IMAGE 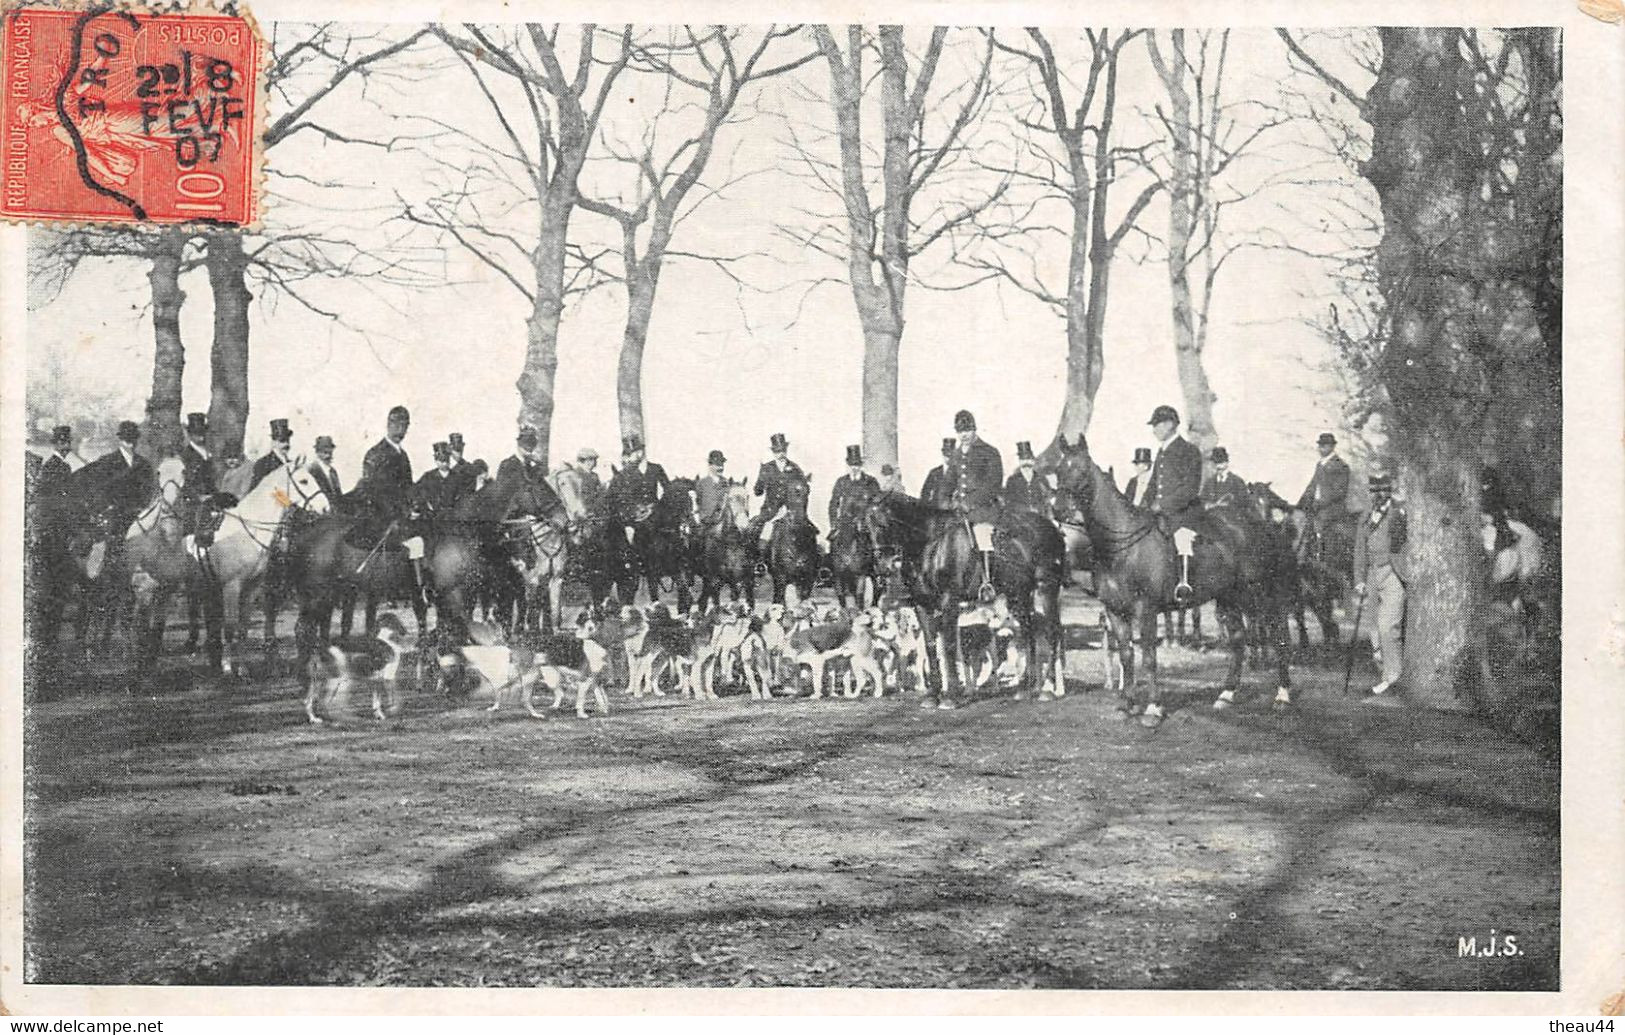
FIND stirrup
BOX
[1173,581,1194,604]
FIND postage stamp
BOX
[1,4,261,225]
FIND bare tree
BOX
[1146,30,1287,454]
[404,24,636,464]
[577,27,818,441]
[963,30,1162,444]
[785,26,1000,469]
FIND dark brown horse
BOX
[611,478,695,610]
[696,478,756,611]
[861,489,1066,707]
[1042,434,1293,726]
[765,478,820,607]
[1247,481,1340,649]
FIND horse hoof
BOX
[1037,690,1056,702]
[1212,691,1236,710]
[918,696,939,710]
[1139,705,1165,728]
[936,698,960,711]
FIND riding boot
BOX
[411,559,429,606]
[1175,555,1194,604]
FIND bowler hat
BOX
[517,426,539,449]
[1317,432,1337,447]
[432,441,451,461]
[953,410,976,432]
[707,449,726,466]
[116,420,141,443]
[314,435,335,452]
[1148,404,1180,426]
[51,425,72,447]
[622,433,644,456]
[1016,441,1035,461]
[185,412,207,435]
[941,437,956,455]
[1210,446,1229,464]
[769,432,789,453]
[1133,447,1153,465]
[845,445,863,466]
[269,418,292,442]
[388,405,411,422]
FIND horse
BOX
[189,460,335,676]
[828,488,878,609]
[765,478,821,607]
[696,478,757,611]
[1247,481,1340,649]
[507,468,594,633]
[121,456,212,675]
[1042,434,1292,726]
[614,478,696,611]
[860,489,1066,706]
[1483,511,1549,661]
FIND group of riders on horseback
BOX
[26,393,1540,725]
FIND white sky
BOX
[25,25,1376,518]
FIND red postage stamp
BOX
[1,4,262,225]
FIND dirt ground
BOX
[23,593,1559,990]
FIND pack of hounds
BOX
[305,596,1034,725]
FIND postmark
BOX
[1,3,261,225]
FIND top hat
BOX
[707,449,726,467]
[51,425,72,447]
[1317,432,1337,447]
[953,410,976,432]
[845,445,863,466]
[1210,446,1229,464]
[1132,447,1153,465]
[314,435,336,452]
[622,433,645,456]
[577,446,599,462]
[116,420,141,443]
[941,437,956,454]
[447,432,464,450]
[269,418,292,443]
[1148,404,1180,426]
[517,426,539,449]
[769,432,789,453]
[1016,441,1035,462]
[387,405,411,422]
[432,441,451,461]
[185,412,207,435]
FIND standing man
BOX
[695,450,729,530]
[920,437,956,507]
[1352,470,1409,698]
[828,445,880,535]
[749,432,808,544]
[250,418,294,487]
[1200,446,1247,510]
[1145,404,1204,602]
[608,433,670,539]
[1004,441,1048,516]
[945,410,1003,596]
[1123,447,1154,508]
[1297,432,1352,550]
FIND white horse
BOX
[188,460,332,675]
[122,456,193,670]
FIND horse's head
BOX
[1040,433,1097,515]
[282,463,333,515]
[1246,481,1294,523]
[156,456,186,507]
[722,479,752,530]
[782,476,810,514]
[549,466,590,526]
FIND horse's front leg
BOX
[1212,602,1248,711]
[1135,601,1164,726]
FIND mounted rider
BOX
[1003,440,1049,518]
[571,446,605,512]
[828,444,880,536]
[178,412,227,546]
[1201,446,1248,511]
[695,449,730,530]
[443,432,479,507]
[1297,432,1353,561]
[748,432,813,546]
[494,426,566,522]
[414,442,458,519]
[1123,447,1154,508]
[1145,404,1204,603]
[945,409,1004,599]
[920,437,955,507]
[71,420,157,574]
[307,435,343,500]
[249,418,294,489]
[607,433,670,543]
[347,405,424,593]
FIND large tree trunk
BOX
[205,232,252,458]
[142,229,188,459]
[517,191,574,468]
[1054,195,1100,441]
[1399,447,1485,710]
[616,256,660,444]
[858,306,902,470]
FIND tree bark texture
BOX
[142,229,188,459]
[205,232,252,459]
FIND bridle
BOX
[128,474,187,537]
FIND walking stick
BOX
[1340,585,1367,697]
